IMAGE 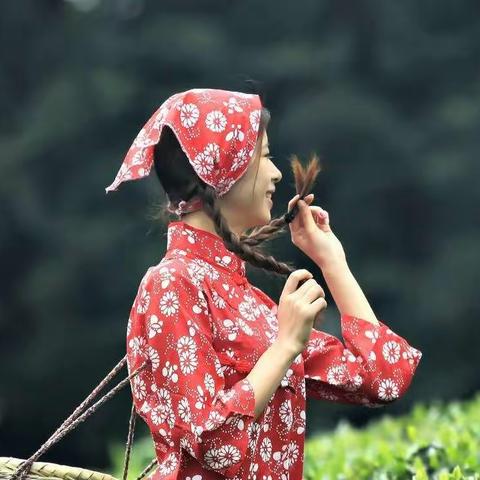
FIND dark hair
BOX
[149,107,321,278]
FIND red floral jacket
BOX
[126,220,423,480]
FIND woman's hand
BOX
[287,193,347,269]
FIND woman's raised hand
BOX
[276,269,328,355]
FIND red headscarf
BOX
[105,88,263,215]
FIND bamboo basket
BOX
[0,457,118,480]
[1,357,157,480]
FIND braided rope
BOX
[10,357,149,480]
[122,403,137,480]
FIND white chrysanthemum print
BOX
[179,349,199,375]
[136,287,150,314]
[402,345,422,364]
[250,109,261,131]
[126,316,132,336]
[178,397,192,424]
[238,295,260,322]
[131,149,146,166]
[159,290,179,316]
[205,410,226,431]
[156,387,173,408]
[179,438,197,465]
[326,364,348,385]
[215,176,236,195]
[132,375,147,400]
[180,103,200,128]
[378,378,400,401]
[307,336,327,354]
[248,421,261,451]
[205,110,227,132]
[133,127,151,148]
[344,374,363,392]
[128,336,146,357]
[203,142,220,164]
[248,461,259,478]
[281,441,300,469]
[187,259,209,282]
[218,444,242,468]
[117,162,132,183]
[260,437,272,462]
[217,389,235,405]
[279,399,293,430]
[147,345,160,371]
[204,372,215,398]
[152,106,169,130]
[147,314,163,339]
[157,452,179,476]
[204,446,228,470]
[150,403,169,426]
[231,147,249,171]
[383,340,401,364]
[177,335,197,356]
[211,289,226,309]
[192,151,215,176]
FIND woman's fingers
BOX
[310,206,330,225]
[288,194,300,212]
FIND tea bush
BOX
[108,393,480,479]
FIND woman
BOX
[105,88,422,479]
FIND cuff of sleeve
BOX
[211,377,256,419]
[340,313,423,368]
[222,378,256,418]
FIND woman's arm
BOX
[319,258,380,326]
[246,340,299,420]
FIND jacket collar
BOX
[164,221,247,279]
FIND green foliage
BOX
[106,393,480,479]
[107,435,155,480]
[303,392,480,479]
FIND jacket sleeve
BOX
[126,265,257,478]
[302,313,423,407]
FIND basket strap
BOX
[122,402,137,480]
[136,458,158,480]
[11,357,149,480]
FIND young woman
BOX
[105,88,422,480]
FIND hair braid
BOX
[196,182,296,275]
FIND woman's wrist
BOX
[271,338,303,361]
[316,255,349,274]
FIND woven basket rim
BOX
[0,456,119,480]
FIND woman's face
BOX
[218,130,282,234]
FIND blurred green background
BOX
[1,0,479,475]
